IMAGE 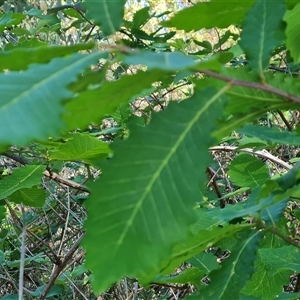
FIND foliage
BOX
[1,0,300,299]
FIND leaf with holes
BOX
[82,87,228,292]
[188,230,263,300]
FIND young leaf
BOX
[284,3,300,63]
[240,0,286,78]
[161,0,255,31]
[228,153,269,189]
[188,230,263,300]
[82,0,126,35]
[0,165,44,200]
[0,52,103,147]
[82,87,227,292]
[49,133,111,167]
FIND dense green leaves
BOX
[83,87,227,292]
[2,0,300,298]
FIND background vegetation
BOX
[1,0,300,299]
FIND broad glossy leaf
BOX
[83,0,126,35]
[64,70,169,129]
[238,125,300,145]
[49,133,111,167]
[284,3,300,63]
[0,52,103,147]
[82,87,227,292]
[161,0,255,31]
[8,187,46,207]
[0,43,95,71]
[188,230,263,300]
[240,0,286,77]
[228,153,269,189]
[0,165,44,200]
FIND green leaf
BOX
[64,70,169,129]
[83,0,126,35]
[284,3,300,63]
[8,187,46,207]
[240,0,286,77]
[82,87,227,292]
[242,220,292,299]
[259,245,300,274]
[0,206,5,224]
[154,268,204,289]
[49,133,111,166]
[124,51,197,71]
[207,69,297,140]
[0,52,103,147]
[228,153,269,189]
[187,252,220,274]
[161,0,255,31]
[0,165,44,200]
[143,224,247,285]
[132,7,150,29]
[0,43,95,71]
[238,125,300,145]
[188,230,263,300]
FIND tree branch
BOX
[199,69,300,104]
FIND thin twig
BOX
[43,170,89,193]
[18,205,26,300]
[199,69,300,104]
[210,146,292,170]
[277,110,293,131]
[39,233,85,300]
